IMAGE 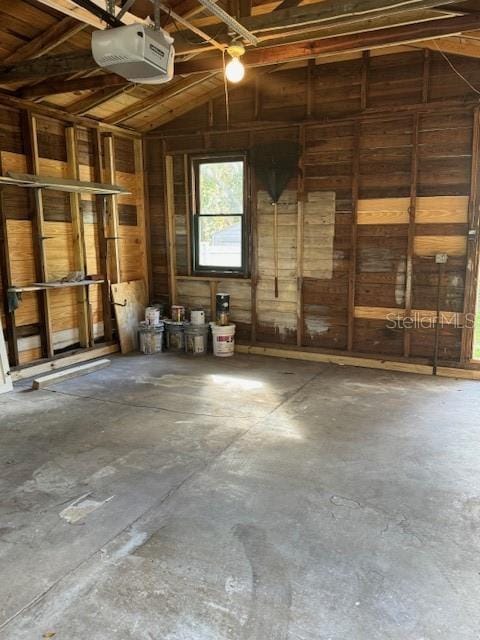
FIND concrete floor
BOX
[0,353,479,639]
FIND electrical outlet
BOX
[435,253,448,264]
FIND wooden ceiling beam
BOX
[171,0,463,36]
[4,17,86,65]
[104,72,218,124]
[175,13,480,73]
[0,51,97,84]
[32,0,147,29]
[19,73,127,99]
[173,7,453,55]
[4,8,480,88]
[414,34,480,57]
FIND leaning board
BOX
[111,280,147,354]
[0,327,13,394]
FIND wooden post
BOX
[461,107,480,363]
[254,76,261,121]
[134,138,150,300]
[297,124,306,347]
[361,51,369,110]
[164,150,177,305]
[103,134,121,284]
[92,130,113,342]
[66,125,91,348]
[183,154,192,276]
[347,125,361,352]
[142,138,153,298]
[249,131,258,343]
[22,111,53,358]
[422,49,431,104]
[404,113,420,357]
[306,59,315,119]
[0,188,19,365]
[210,280,217,322]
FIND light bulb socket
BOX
[226,42,245,59]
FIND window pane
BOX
[198,216,242,268]
[199,161,244,215]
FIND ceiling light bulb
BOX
[225,56,245,83]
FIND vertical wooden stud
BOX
[422,49,431,104]
[210,280,218,322]
[134,138,150,300]
[183,154,192,276]
[92,130,113,342]
[254,76,261,121]
[306,59,315,119]
[249,131,258,343]
[22,111,53,359]
[361,51,369,110]
[0,188,19,365]
[164,149,177,305]
[141,137,153,300]
[404,113,420,358]
[347,125,361,352]
[461,107,480,363]
[103,134,121,284]
[297,125,306,347]
[66,126,90,348]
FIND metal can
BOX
[171,305,185,322]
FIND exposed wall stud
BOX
[404,112,420,358]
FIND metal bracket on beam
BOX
[196,0,258,46]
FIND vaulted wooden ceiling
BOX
[1,0,480,132]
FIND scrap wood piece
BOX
[32,359,111,389]
[111,279,147,353]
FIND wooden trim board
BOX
[32,358,111,389]
[11,344,119,381]
[235,344,434,375]
[235,345,480,380]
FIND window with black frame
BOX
[192,155,248,275]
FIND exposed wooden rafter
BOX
[174,13,480,74]
[104,72,219,124]
[66,84,134,115]
[19,73,128,99]
[170,0,463,37]
[4,17,86,65]
[32,0,147,29]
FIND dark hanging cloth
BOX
[250,141,300,203]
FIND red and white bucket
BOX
[210,323,236,357]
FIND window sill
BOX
[176,275,251,283]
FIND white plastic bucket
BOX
[190,309,205,325]
[184,323,208,355]
[210,323,235,357]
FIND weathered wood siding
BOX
[0,107,147,367]
[147,49,480,366]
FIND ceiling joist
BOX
[174,13,480,74]
[4,17,86,65]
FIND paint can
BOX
[184,322,209,355]
[190,308,206,325]
[216,293,230,326]
[210,322,236,357]
[165,320,185,352]
[139,321,164,354]
[171,305,185,323]
[145,306,161,326]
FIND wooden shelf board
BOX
[0,172,129,195]
[10,280,105,292]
